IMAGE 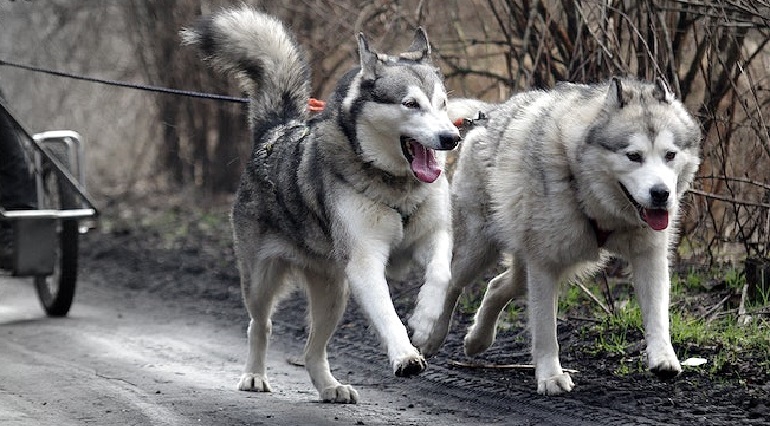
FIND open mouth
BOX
[400,136,442,183]
[619,183,669,231]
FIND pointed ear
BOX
[653,77,673,103]
[357,33,378,81]
[399,27,431,63]
[606,77,625,108]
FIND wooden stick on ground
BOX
[574,282,611,315]
[449,360,579,374]
[701,293,732,322]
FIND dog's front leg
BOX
[409,225,452,356]
[528,262,574,395]
[347,253,427,377]
[411,187,499,356]
[629,242,681,378]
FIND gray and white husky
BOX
[411,78,701,395]
[181,7,460,404]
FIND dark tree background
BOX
[1,0,769,262]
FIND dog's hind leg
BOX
[237,259,289,393]
[528,262,574,395]
[464,256,526,356]
[628,244,681,379]
[303,273,358,404]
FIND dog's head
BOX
[588,78,701,230]
[339,29,461,183]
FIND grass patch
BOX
[587,301,647,375]
[457,287,483,315]
[445,263,769,380]
[557,266,770,378]
[671,309,770,375]
[671,267,705,294]
[498,302,523,331]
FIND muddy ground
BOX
[73,200,770,425]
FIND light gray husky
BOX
[181,7,460,403]
[411,78,701,395]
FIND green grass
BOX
[447,262,769,380]
[591,301,643,360]
[671,265,747,295]
[559,283,586,313]
[498,302,523,331]
[671,267,705,294]
[457,287,483,315]
[558,266,770,378]
[614,356,646,377]
[723,267,745,291]
[671,309,770,375]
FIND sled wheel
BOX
[34,159,79,317]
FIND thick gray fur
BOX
[182,6,460,404]
[412,77,701,396]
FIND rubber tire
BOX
[33,159,79,317]
[34,219,78,317]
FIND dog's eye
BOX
[402,99,421,110]
[664,151,677,161]
[626,152,643,163]
[438,99,447,111]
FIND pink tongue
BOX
[410,141,442,183]
[642,209,669,231]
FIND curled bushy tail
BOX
[181,7,310,125]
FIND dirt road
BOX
[0,275,514,426]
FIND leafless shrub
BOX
[2,0,769,264]
[428,0,770,264]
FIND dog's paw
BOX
[536,373,574,396]
[463,323,496,356]
[237,373,272,392]
[320,384,359,404]
[648,349,682,379]
[393,352,427,377]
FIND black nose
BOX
[439,132,461,150]
[650,184,670,207]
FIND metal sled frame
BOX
[0,98,98,278]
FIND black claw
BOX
[651,366,681,380]
[395,358,427,377]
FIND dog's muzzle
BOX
[619,183,670,231]
[649,184,670,209]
